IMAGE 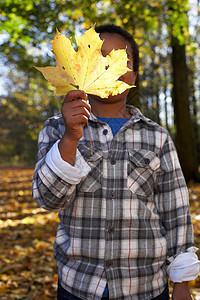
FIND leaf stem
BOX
[85,95,93,156]
[86,121,93,156]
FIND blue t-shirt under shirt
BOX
[97,117,129,137]
[97,117,129,297]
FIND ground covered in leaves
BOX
[0,168,200,299]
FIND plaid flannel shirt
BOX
[32,106,194,300]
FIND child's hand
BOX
[58,90,91,165]
[61,90,91,142]
[172,282,192,300]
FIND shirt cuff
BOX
[45,140,91,184]
[167,247,200,282]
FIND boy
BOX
[32,24,199,300]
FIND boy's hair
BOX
[95,24,139,72]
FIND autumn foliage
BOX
[0,168,200,299]
[35,27,135,98]
[0,168,59,299]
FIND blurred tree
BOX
[0,71,62,165]
[168,0,199,181]
[187,0,200,166]
[0,0,199,180]
[0,0,78,72]
[171,35,198,181]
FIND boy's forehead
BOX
[100,32,128,45]
[100,32,132,53]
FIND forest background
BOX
[0,0,200,182]
[0,0,200,183]
[1,0,200,299]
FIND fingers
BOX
[62,90,91,117]
[67,114,89,126]
[62,98,91,112]
[61,98,91,120]
[67,106,91,119]
[63,90,87,103]
[60,90,91,142]
[61,90,91,141]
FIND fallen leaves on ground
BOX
[0,168,200,299]
[0,168,59,300]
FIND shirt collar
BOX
[89,105,152,125]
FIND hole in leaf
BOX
[105,65,109,70]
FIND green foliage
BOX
[0,0,78,75]
[0,0,200,178]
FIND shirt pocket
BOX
[78,150,103,192]
[127,149,160,197]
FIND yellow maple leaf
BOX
[35,27,135,98]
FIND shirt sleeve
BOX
[167,247,200,282]
[32,117,90,211]
[45,140,91,184]
[154,133,195,269]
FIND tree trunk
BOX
[188,57,200,163]
[155,86,161,125]
[163,68,170,131]
[171,36,199,182]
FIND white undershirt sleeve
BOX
[45,140,91,184]
[167,247,200,282]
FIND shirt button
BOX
[110,158,116,165]
[106,260,113,268]
[108,225,115,234]
[144,158,150,165]
[109,191,115,199]
[103,129,108,135]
